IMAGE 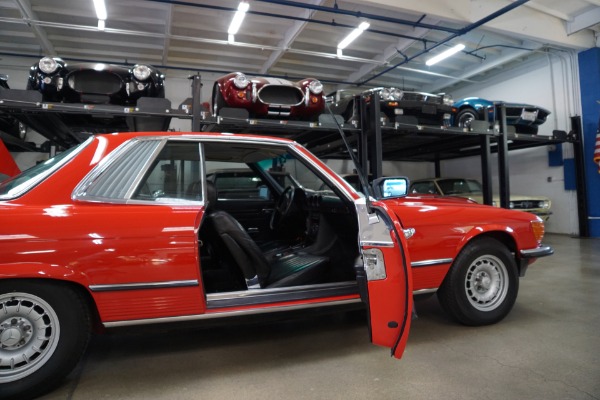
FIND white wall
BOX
[442,53,581,235]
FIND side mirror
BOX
[372,176,410,199]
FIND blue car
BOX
[452,97,550,134]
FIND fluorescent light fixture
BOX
[337,21,370,51]
[97,19,105,30]
[426,43,466,66]
[228,34,235,44]
[92,0,107,20]
[228,2,249,35]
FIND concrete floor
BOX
[40,234,600,400]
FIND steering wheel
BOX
[270,186,297,230]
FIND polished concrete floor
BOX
[41,234,600,400]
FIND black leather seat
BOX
[203,181,328,289]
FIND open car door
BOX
[355,199,413,358]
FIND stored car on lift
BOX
[452,97,550,134]
[0,131,412,399]
[409,177,552,221]
[328,88,453,127]
[27,56,165,105]
[212,72,325,120]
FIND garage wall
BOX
[441,54,581,235]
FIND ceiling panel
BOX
[0,0,597,94]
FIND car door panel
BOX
[356,200,413,359]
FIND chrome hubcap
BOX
[0,292,60,383]
[464,255,508,311]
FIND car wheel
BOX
[437,238,518,326]
[0,280,91,399]
[455,108,478,129]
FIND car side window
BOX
[205,163,271,200]
[133,141,202,201]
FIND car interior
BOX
[197,142,361,295]
[137,140,360,298]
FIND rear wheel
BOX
[437,238,518,326]
[0,280,91,399]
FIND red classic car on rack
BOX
[212,72,325,120]
[0,131,552,399]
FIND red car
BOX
[0,131,411,399]
[0,131,551,399]
[212,72,325,120]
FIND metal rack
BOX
[0,74,585,234]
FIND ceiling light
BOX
[426,44,466,66]
[228,2,249,36]
[92,0,107,20]
[337,21,370,52]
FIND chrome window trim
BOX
[73,137,208,206]
[103,298,362,328]
[411,258,453,268]
[72,137,163,202]
[122,139,168,200]
[89,279,198,292]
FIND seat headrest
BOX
[206,180,217,210]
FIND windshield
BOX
[437,178,482,195]
[0,138,91,200]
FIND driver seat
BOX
[204,181,328,289]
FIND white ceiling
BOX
[0,0,598,93]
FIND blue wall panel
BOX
[578,48,600,237]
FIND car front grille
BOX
[258,85,304,106]
[68,70,122,94]
[512,200,543,209]
[401,92,442,104]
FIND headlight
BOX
[233,73,250,89]
[443,94,453,106]
[39,57,58,74]
[538,200,550,209]
[308,80,323,94]
[391,88,403,100]
[133,65,152,81]
[381,88,391,100]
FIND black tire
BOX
[0,280,91,400]
[437,238,519,326]
[455,107,478,129]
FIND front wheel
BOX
[0,280,91,399]
[437,238,518,326]
[455,108,478,129]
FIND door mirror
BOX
[372,177,409,199]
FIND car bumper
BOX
[517,244,554,276]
